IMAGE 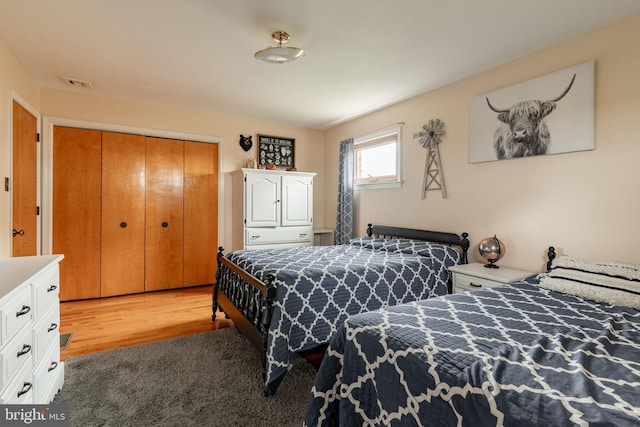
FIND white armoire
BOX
[232,168,316,250]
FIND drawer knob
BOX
[120,221,128,228]
[162,221,169,228]
[16,305,31,317]
[48,361,59,372]
[48,323,58,332]
[17,382,32,398]
[17,344,31,358]
[47,284,58,292]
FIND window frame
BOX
[354,125,402,190]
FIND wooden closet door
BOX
[184,141,218,287]
[145,137,184,291]
[11,100,38,257]
[101,132,146,297]
[52,126,102,300]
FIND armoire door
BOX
[184,141,218,287]
[281,174,313,226]
[52,126,102,300]
[245,173,281,227]
[11,100,38,257]
[145,137,184,291]
[101,132,146,297]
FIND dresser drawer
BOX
[33,303,60,364]
[0,285,32,348]
[32,263,60,318]
[0,325,33,390]
[34,337,62,404]
[245,226,312,246]
[0,358,33,404]
[453,273,502,293]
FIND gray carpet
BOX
[53,329,318,427]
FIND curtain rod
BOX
[355,122,405,140]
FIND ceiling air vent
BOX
[61,76,94,89]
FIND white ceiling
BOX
[1,0,639,130]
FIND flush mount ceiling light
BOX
[255,31,305,64]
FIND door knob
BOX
[12,229,24,237]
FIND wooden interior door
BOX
[52,126,102,300]
[11,100,38,257]
[184,141,218,286]
[145,137,184,291]
[101,132,146,297]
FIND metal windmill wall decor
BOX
[414,119,447,199]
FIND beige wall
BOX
[0,40,41,257]
[324,13,640,272]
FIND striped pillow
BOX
[539,255,640,309]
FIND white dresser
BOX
[0,255,65,404]
[232,168,316,250]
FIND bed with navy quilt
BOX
[213,224,469,395]
[304,253,640,426]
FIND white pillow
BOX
[539,255,640,309]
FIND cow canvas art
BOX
[469,61,595,163]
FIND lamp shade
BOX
[255,46,305,64]
[255,31,305,64]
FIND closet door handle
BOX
[120,222,128,228]
[162,222,169,228]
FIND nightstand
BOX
[449,263,534,293]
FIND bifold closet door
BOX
[101,132,146,297]
[145,137,184,291]
[52,126,102,301]
[184,141,219,287]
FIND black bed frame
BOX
[211,224,469,392]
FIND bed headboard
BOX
[367,223,470,264]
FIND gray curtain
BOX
[336,138,354,244]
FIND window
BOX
[354,126,401,188]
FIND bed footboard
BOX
[212,247,276,374]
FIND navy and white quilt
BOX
[304,277,640,426]
[225,237,462,395]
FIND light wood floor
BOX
[59,285,233,361]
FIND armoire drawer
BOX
[245,226,313,246]
[0,285,32,348]
[32,264,60,318]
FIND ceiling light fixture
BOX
[255,31,305,64]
